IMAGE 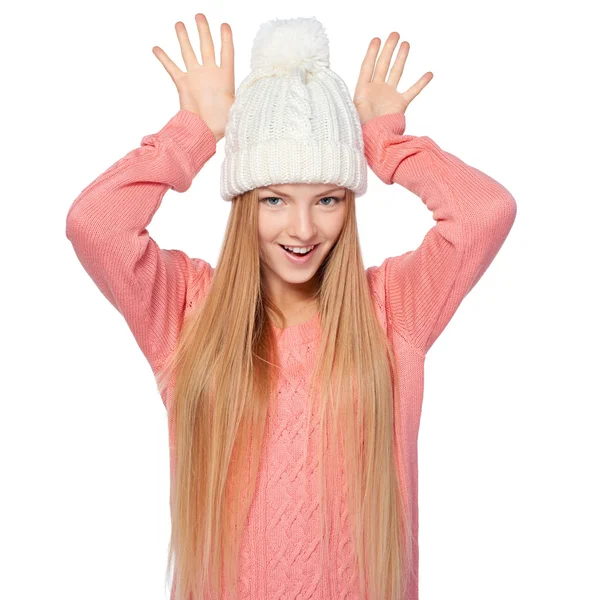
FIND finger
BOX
[152,46,185,84]
[402,72,434,105]
[387,41,409,89]
[175,21,199,70]
[195,13,216,66]
[356,38,381,89]
[219,22,234,78]
[373,32,400,83]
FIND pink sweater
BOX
[65,109,517,599]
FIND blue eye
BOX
[261,197,283,206]
[260,196,341,206]
[319,196,340,206]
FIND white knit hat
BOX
[219,16,368,202]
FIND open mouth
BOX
[278,243,320,263]
[279,244,318,256]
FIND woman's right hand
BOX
[152,14,235,142]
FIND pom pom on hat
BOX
[250,16,330,76]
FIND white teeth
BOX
[283,245,315,254]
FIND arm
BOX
[65,109,217,372]
[362,112,517,356]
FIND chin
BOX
[277,270,318,284]
[274,261,320,280]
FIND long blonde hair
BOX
[156,187,415,600]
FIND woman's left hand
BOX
[353,32,433,125]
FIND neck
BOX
[268,299,318,328]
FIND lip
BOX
[278,243,320,265]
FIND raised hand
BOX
[152,13,235,142]
[353,32,433,125]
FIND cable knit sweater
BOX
[65,109,517,599]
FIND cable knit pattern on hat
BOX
[219,16,368,201]
[65,107,516,599]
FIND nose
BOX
[287,208,318,242]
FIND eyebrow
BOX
[261,186,344,198]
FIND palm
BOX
[353,33,433,126]
[354,81,409,125]
[182,63,235,124]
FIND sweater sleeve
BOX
[65,109,217,372]
[362,112,517,356]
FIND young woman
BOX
[65,14,517,600]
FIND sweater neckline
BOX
[270,309,321,346]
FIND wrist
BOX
[211,130,224,143]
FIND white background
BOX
[2,0,598,599]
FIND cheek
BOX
[256,221,279,259]
[257,228,276,249]
[257,212,278,240]
[324,218,345,240]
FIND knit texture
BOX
[65,109,517,599]
[220,16,368,201]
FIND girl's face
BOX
[256,183,347,290]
